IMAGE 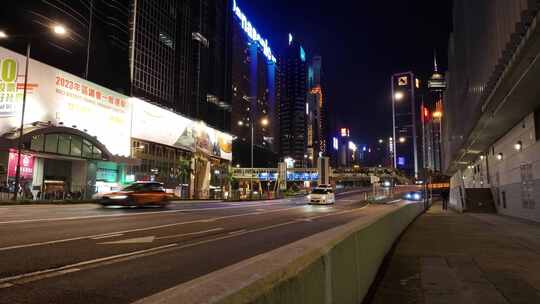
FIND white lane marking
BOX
[228,229,247,235]
[386,199,401,204]
[99,236,156,245]
[90,234,124,240]
[0,244,177,287]
[0,200,293,225]
[156,228,224,240]
[0,206,303,252]
[0,204,372,287]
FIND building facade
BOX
[306,55,326,167]
[391,72,422,178]
[0,0,131,94]
[0,46,232,199]
[421,57,446,173]
[278,37,308,165]
[229,0,278,167]
[444,1,540,222]
[130,0,231,131]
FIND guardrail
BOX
[134,201,424,304]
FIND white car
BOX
[308,187,335,205]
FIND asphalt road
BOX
[0,190,402,304]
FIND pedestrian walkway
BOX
[367,202,540,304]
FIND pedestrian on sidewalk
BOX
[441,188,449,211]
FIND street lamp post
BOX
[0,25,68,200]
[241,115,268,199]
[13,41,31,201]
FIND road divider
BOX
[133,202,424,304]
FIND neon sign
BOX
[233,0,276,63]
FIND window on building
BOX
[30,135,44,151]
[82,139,93,158]
[71,136,82,157]
[58,135,71,155]
[44,134,59,153]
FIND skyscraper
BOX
[422,54,446,172]
[306,55,325,167]
[391,72,422,178]
[130,0,231,131]
[278,35,308,165]
[230,0,278,167]
[0,0,131,93]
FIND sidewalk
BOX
[366,202,540,304]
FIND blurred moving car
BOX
[403,191,424,201]
[99,182,173,207]
[308,187,336,205]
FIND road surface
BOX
[0,190,402,303]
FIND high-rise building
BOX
[444,1,540,221]
[422,54,446,173]
[391,72,422,178]
[230,0,278,167]
[306,55,326,167]
[0,1,231,132]
[278,35,308,165]
[130,0,231,131]
[0,0,131,93]
[188,0,231,131]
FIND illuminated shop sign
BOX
[232,0,276,63]
[333,137,339,150]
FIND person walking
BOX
[441,188,449,211]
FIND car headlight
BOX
[413,193,421,200]
[110,195,128,200]
[405,193,412,199]
[307,195,311,200]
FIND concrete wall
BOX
[450,113,540,222]
[134,202,424,304]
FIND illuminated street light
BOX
[52,24,67,36]
[432,111,443,118]
[394,91,404,101]
[378,139,384,144]
[261,117,269,126]
[399,137,406,143]
[497,153,504,161]
[0,31,7,39]
[514,141,522,151]
[237,120,244,126]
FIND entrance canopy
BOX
[0,123,116,161]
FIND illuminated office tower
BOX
[391,72,422,178]
[278,35,308,165]
[230,0,278,166]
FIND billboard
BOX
[0,47,132,157]
[131,100,233,161]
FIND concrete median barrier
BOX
[134,202,424,304]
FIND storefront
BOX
[130,100,233,199]
[0,46,232,200]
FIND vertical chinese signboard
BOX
[7,149,34,179]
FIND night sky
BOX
[239,0,453,145]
